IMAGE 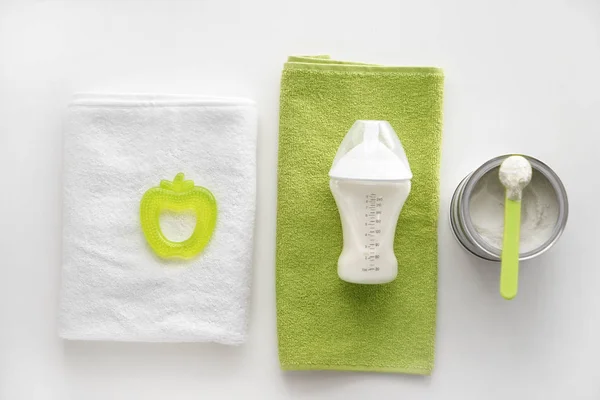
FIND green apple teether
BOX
[140,173,217,260]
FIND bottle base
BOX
[338,270,397,285]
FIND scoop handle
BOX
[500,197,521,300]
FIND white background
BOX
[1,0,599,399]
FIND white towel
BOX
[59,94,257,344]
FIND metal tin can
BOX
[450,155,569,261]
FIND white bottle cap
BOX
[329,120,412,181]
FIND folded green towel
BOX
[276,55,444,374]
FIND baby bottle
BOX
[329,120,412,284]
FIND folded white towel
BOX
[59,94,257,344]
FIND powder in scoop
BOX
[499,156,532,201]
[468,167,559,254]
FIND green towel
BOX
[276,55,444,375]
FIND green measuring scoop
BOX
[499,156,532,300]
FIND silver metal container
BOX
[450,155,569,261]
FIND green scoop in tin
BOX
[499,155,532,300]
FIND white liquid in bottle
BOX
[329,121,412,284]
